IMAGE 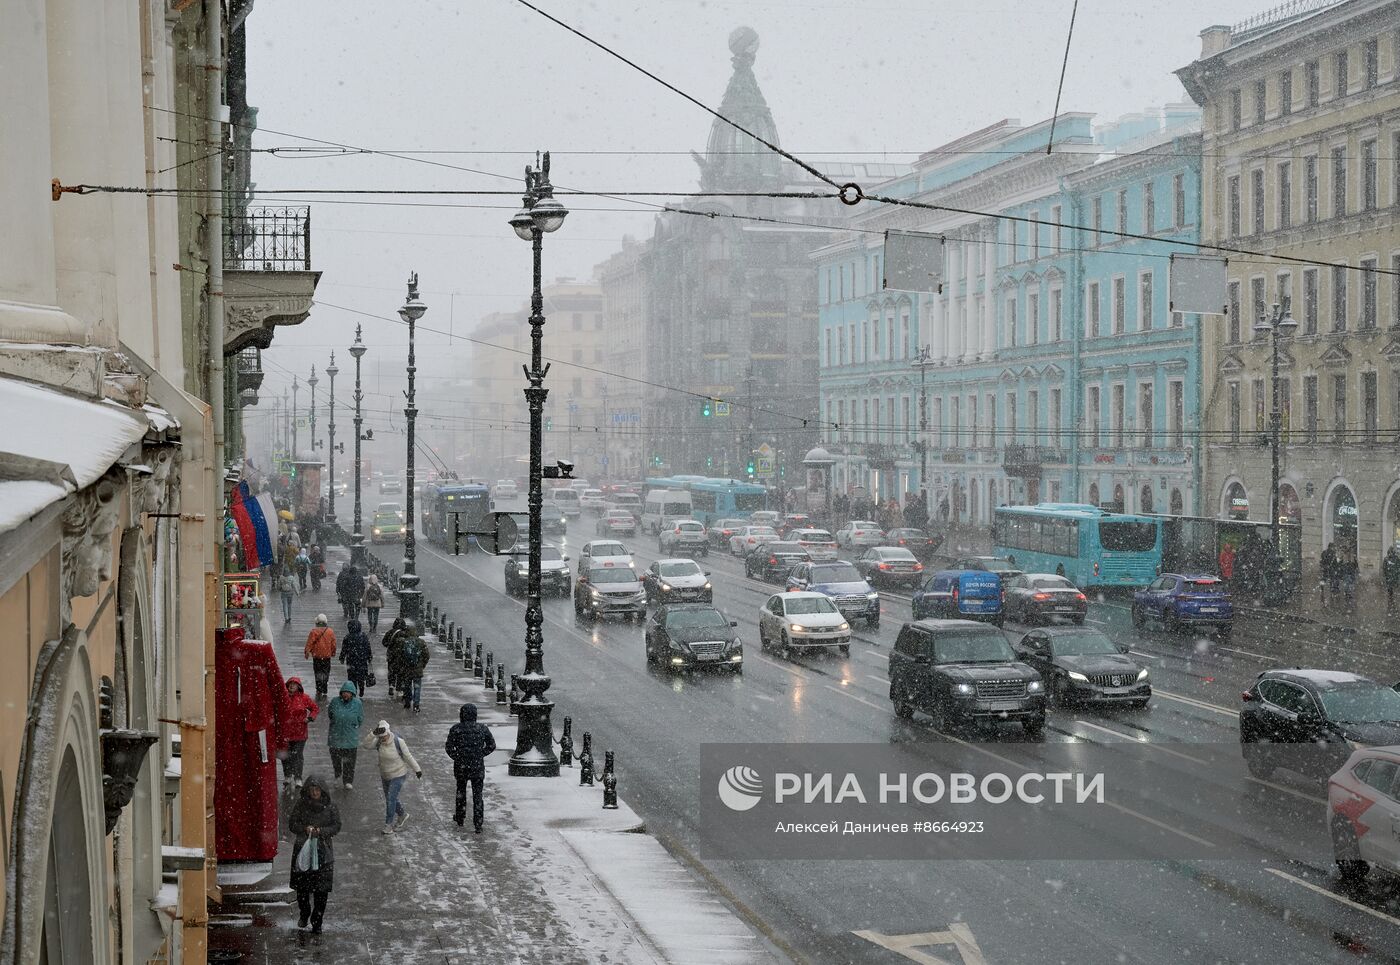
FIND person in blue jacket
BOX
[326,681,363,790]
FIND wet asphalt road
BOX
[397,514,1400,965]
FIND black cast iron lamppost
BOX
[912,345,932,507]
[308,364,319,452]
[349,325,368,565]
[507,151,567,777]
[398,274,426,624]
[1254,300,1297,549]
[326,352,339,521]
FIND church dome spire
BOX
[694,27,785,191]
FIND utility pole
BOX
[601,384,609,481]
[746,365,756,482]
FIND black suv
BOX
[1240,669,1400,780]
[745,541,811,583]
[889,619,1046,736]
[644,603,743,674]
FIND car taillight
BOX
[878,563,891,570]
[952,586,959,602]
[898,539,906,545]
[913,563,923,571]
[1075,592,1086,601]
[1033,592,1051,601]
[768,557,777,564]
[1241,691,1255,702]
[1093,561,1100,576]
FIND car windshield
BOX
[933,632,1016,664]
[810,564,862,583]
[588,568,637,584]
[801,531,833,541]
[1031,576,1075,589]
[748,527,777,536]
[978,559,1018,573]
[613,495,639,505]
[851,521,879,529]
[1049,631,1119,656]
[1183,579,1226,595]
[372,514,400,525]
[784,597,839,615]
[658,562,702,577]
[590,543,626,556]
[607,512,632,520]
[1099,520,1158,552]
[1319,685,1400,723]
[678,522,704,532]
[879,549,916,561]
[540,546,563,562]
[768,543,803,554]
[666,609,729,630]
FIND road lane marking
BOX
[864,649,885,660]
[1267,868,1400,929]
[1153,689,1239,717]
[824,684,886,712]
[1070,720,1208,764]
[853,924,987,964]
[866,674,889,687]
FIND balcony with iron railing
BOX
[222,206,321,356]
[225,206,311,271]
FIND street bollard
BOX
[461,635,472,671]
[484,651,494,684]
[559,716,574,767]
[456,626,464,648]
[495,665,507,705]
[453,632,463,660]
[440,617,449,642]
[601,751,618,809]
[448,620,456,646]
[578,733,595,786]
[473,641,483,679]
[509,674,520,716]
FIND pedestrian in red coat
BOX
[282,677,319,789]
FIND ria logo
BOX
[717,765,764,811]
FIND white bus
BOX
[641,489,693,535]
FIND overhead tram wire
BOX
[1044,0,1080,155]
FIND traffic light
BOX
[706,455,714,468]
[544,416,553,431]
[745,458,755,476]
[700,398,713,418]
[652,454,663,467]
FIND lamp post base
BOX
[350,533,365,566]
[508,694,560,777]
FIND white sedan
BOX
[729,525,780,557]
[836,520,886,549]
[757,591,851,656]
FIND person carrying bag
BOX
[286,776,340,935]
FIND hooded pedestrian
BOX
[399,621,429,713]
[341,619,372,696]
[277,568,298,624]
[304,615,337,702]
[383,616,409,698]
[363,720,422,834]
[309,544,325,592]
[326,681,364,790]
[281,678,319,789]
[337,564,365,622]
[294,546,311,591]
[286,776,340,935]
[444,703,496,831]
[362,574,384,632]
[1385,543,1400,604]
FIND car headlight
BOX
[954,683,975,695]
[660,583,672,592]
[866,592,879,600]
[1136,669,1150,681]
[789,623,806,632]
[838,621,850,631]
[590,588,602,599]
[1066,671,1089,682]
[372,528,381,535]
[728,637,742,651]
[1027,680,1045,693]
[703,582,712,590]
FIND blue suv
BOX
[785,560,881,628]
[1132,573,1233,639]
[912,570,1005,626]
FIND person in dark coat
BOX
[1384,543,1400,604]
[383,616,409,699]
[341,619,372,696]
[336,565,365,622]
[399,623,429,713]
[444,703,496,831]
[286,776,341,934]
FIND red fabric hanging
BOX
[214,627,291,862]
[229,484,261,568]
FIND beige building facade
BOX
[1178,0,1400,575]
[596,239,652,480]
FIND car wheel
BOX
[1022,716,1046,739]
[1332,818,1369,882]
[1051,675,1072,709]
[893,695,914,719]
[839,644,850,657]
[1243,742,1274,780]
[781,631,793,659]
[868,614,880,630]
[1131,605,1145,629]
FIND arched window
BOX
[1088,482,1100,506]
[1169,488,1184,516]
[1327,483,1358,549]
[1224,481,1250,519]
[1140,485,1154,514]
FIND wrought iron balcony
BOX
[225,206,311,271]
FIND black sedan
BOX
[745,541,811,582]
[1003,573,1088,625]
[644,603,744,674]
[1014,627,1149,708]
[503,544,571,597]
[1240,669,1400,780]
[885,527,940,558]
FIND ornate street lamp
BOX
[307,364,319,452]
[1254,301,1298,551]
[507,151,568,777]
[397,274,427,624]
[912,346,933,508]
[349,326,368,565]
[326,353,339,521]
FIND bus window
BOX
[735,492,765,513]
[1099,520,1156,552]
[692,492,717,514]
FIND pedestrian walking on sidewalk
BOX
[383,616,409,699]
[444,703,496,832]
[336,565,365,623]
[304,615,338,702]
[281,678,319,789]
[309,544,325,592]
[1384,544,1400,605]
[362,574,384,632]
[399,622,429,713]
[341,619,372,696]
[364,720,421,834]
[327,682,364,790]
[294,546,311,591]
[287,776,341,935]
[1320,543,1339,604]
[278,570,298,624]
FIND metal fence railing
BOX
[224,206,311,271]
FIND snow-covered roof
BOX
[0,378,151,536]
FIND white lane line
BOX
[824,684,886,712]
[1267,868,1400,929]
[1153,689,1239,718]
[1127,650,1154,658]
[864,649,885,660]
[750,652,807,679]
[1071,720,1207,764]
[1216,644,1275,660]
[866,674,889,687]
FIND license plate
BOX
[1198,606,1219,614]
[988,700,1022,711]
[697,653,720,662]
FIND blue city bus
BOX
[685,478,768,526]
[423,482,490,550]
[992,503,1163,589]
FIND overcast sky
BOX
[243,0,1273,432]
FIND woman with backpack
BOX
[286,776,341,935]
[362,574,384,632]
[341,619,372,697]
[363,720,422,834]
[309,544,326,592]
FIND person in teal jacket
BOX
[326,681,364,790]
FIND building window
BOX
[1254,78,1267,124]
[1087,386,1101,446]
[1333,264,1348,331]
[1304,375,1318,442]
[1306,60,1320,106]
[1253,377,1267,433]
[1335,50,1349,98]
[1007,393,1018,444]
[1278,161,1292,229]
[1173,174,1186,227]
[1087,281,1101,338]
[1169,380,1184,448]
[1028,291,1040,345]
[1117,189,1128,237]
[1050,287,1063,342]
[1361,257,1378,329]
[1229,382,1241,443]
[1364,371,1378,443]
[1005,297,1017,348]
[1280,69,1293,115]
[863,399,871,442]
[971,394,982,448]
[1139,383,1154,448]
[1143,182,1155,234]
[1227,175,1241,237]
[848,324,856,363]
[901,313,910,359]
[571,347,583,363]
[1050,387,1062,448]
[1230,88,1242,130]
[1030,212,1040,260]
[1228,280,1242,343]
[1007,221,1019,263]
[571,313,583,330]
[932,398,943,447]
[1362,139,1377,210]
[1252,168,1265,234]
[902,396,911,441]
[1394,133,1400,211]
[1333,146,1347,218]
[1251,276,1267,337]
[1111,384,1125,447]
[1364,38,1379,89]
[1139,271,1153,330]
[1333,374,1347,442]
[1305,155,1319,222]
[949,396,959,446]
[1029,390,1039,445]
[871,317,881,359]
[1276,270,1292,318]
[824,329,832,368]
[1113,276,1126,335]
[1303,268,1319,334]
[1051,205,1062,252]
[1278,376,1292,437]
[1092,197,1103,247]
[1171,311,1184,328]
